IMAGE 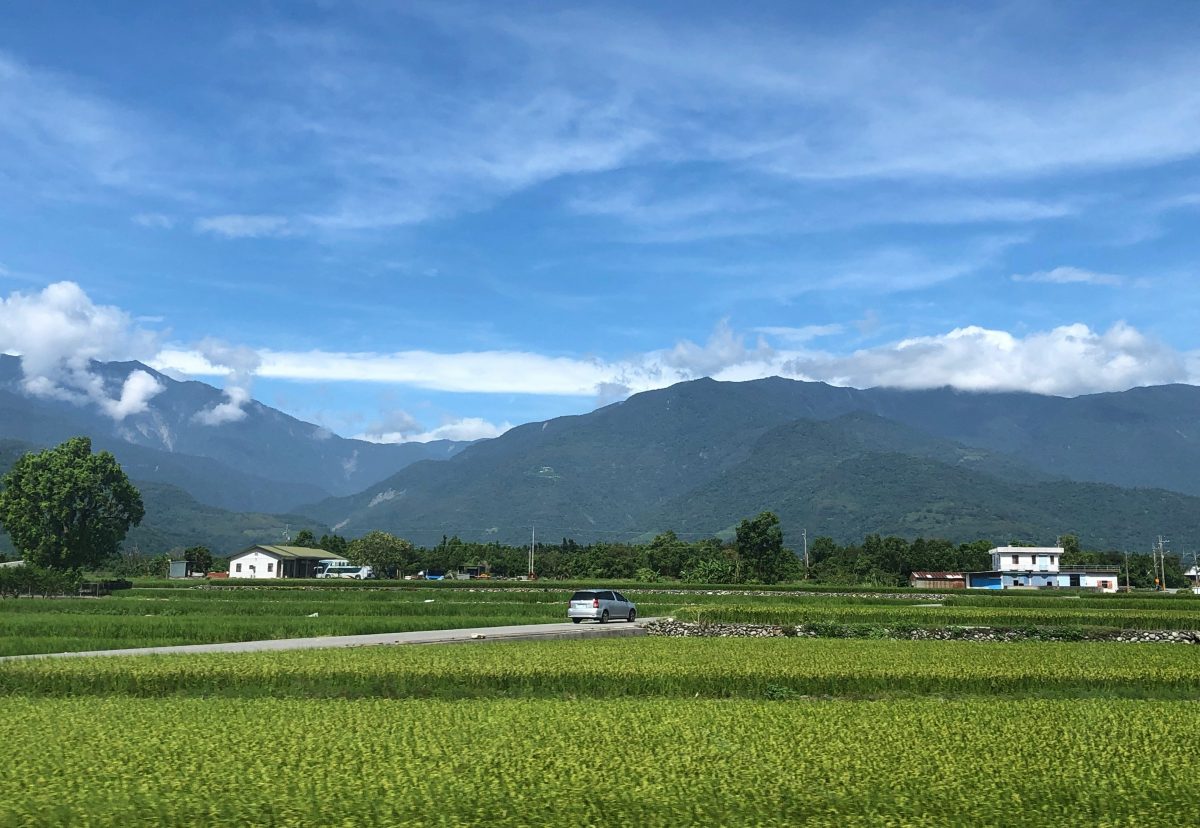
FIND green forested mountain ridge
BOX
[0,356,468,512]
[7,365,1200,552]
[308,382,1200,550]
[641,417,1200,550]
[0,440,327,556]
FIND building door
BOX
[1069,574,1080,587]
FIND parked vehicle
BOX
[315,559,348,577]
[317,564,374,580]
[567,590,636,623]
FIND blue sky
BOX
[1,1,1199,441]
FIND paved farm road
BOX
[0,618,656,661]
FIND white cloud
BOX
[194,214,292,238]
[155,346,629,395]
[1011,266,1125,286]
[781,323,1189,396]
[364,409,423,439]
[100,369,165,419]
[594,381,633,407]
[132,213,175,229]
[661,319,773,378]
[358,416,511,444]
[192,339,261,425]
[154,315,1198,403]
[754,324,844,344]
[0,281,162,419]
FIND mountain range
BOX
[3,357,1200,554]
[308,377,1200,551]
[0,355,467,513]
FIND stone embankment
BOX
[644,619,1200,644]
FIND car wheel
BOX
[600,610,609,624]
[571,618,581,624]
[627,609,636,622]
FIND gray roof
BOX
[232,545,347,561]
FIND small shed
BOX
[909,571,966,589]
[227,545,346,579]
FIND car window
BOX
[614,592,626,602]
[600,591,615,600]
[570,591,598,601]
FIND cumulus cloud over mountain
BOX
[0,281,163,419]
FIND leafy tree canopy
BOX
[735,511,796,584]
[291,529,317,548]
[184,545,214,573]
[0,437,144,570]
[347,530,416,577]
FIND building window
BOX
[1011,555,1019,564]
[235,563,242,573]
[267,562,274,573]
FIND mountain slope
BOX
[308,380,1200,549]
[643,417,1198,549]
[0,356,468,511]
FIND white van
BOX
[317,564,374,580]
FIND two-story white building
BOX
[965,545,1119,592]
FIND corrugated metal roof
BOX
[232,545,347,561]
[910,571,965,579]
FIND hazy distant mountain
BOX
[308,377,1200,549]
[0,355,467,512]
[0,439,326,556]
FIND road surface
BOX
[0,617,656,661]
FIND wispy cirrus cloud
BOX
[755,324,844,343]
[176,3,1200,235]
[132,213,175,229]
[194,214,292,239]
[1011,266,1126,286]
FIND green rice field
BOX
[2,637,1200,826]
[3,696,1196,827]
[1,584,1198,656]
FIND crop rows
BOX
[3,585,1198,656]
[4,637,1198,700]
[675,601,1200,630]
[1,696,1196,827]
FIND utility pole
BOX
[1123,549,1130,592]
[1155,536,1169,590]
[528,525,536,580]
[802,529,809,579]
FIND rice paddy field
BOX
[3,585,1200,825]
[2,583,1199,656]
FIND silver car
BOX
[567,590,636,623]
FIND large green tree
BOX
[0,437,144,570]
[347,530,415,578]
[735,511,795,584]
[184,545,214,574]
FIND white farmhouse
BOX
[227,545,346,579]
[965,545,1119,592]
